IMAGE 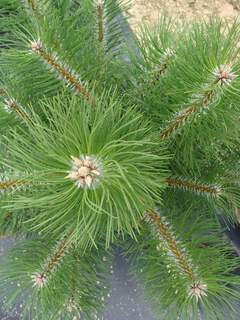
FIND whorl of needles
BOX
[66,155,102,189]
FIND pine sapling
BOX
[1,2,240,320]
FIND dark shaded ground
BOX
[103,249,155,320]
[0,238,20,320]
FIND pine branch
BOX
[166,175,240,221]
[97,0,105,45]
[150,48,175,81]
[29,40,93,105]
[0,177,26,194]
[126,212,240,319]
[146,210,194,279]
[137,47,175,92]
[146,209,207,302]
[31,229,74,288]
[0,89,7,96]
[93,0,130,57]
[25,0,36,11]
[160,65,237,140]
[0,180,21,191]
[23,0,46,18]
[166,177,222,197]
[129,16,175,97]
[3,97,33,125]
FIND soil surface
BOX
[129,0,240,30]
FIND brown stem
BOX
[147,210,208,301]
[27,0,36,11]
[160,88,216,141]
[5,99,34,125]
[160,105,197,140]
[97,3,104,45]
[166,177,221,197]
[40,229,74,279]
[0,89,7,97]
[36,47,92,103]
[0,179,25,191]
[147,209,195,281]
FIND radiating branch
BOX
[150,48,175,82]
[3,98,34,125]
[0,89,7,97]
[26,0,36,11]
[97,0,105,45]
[31,230,74,288]
[29,40,94,105]
[23,0,44,20]
[166,177,222,197]
[146,209,207,302]
[160,64,237,140]
[0,178,26,194]
[147,209,194,279]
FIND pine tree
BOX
[1,1,240,319]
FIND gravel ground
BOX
[129,0,240,30]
